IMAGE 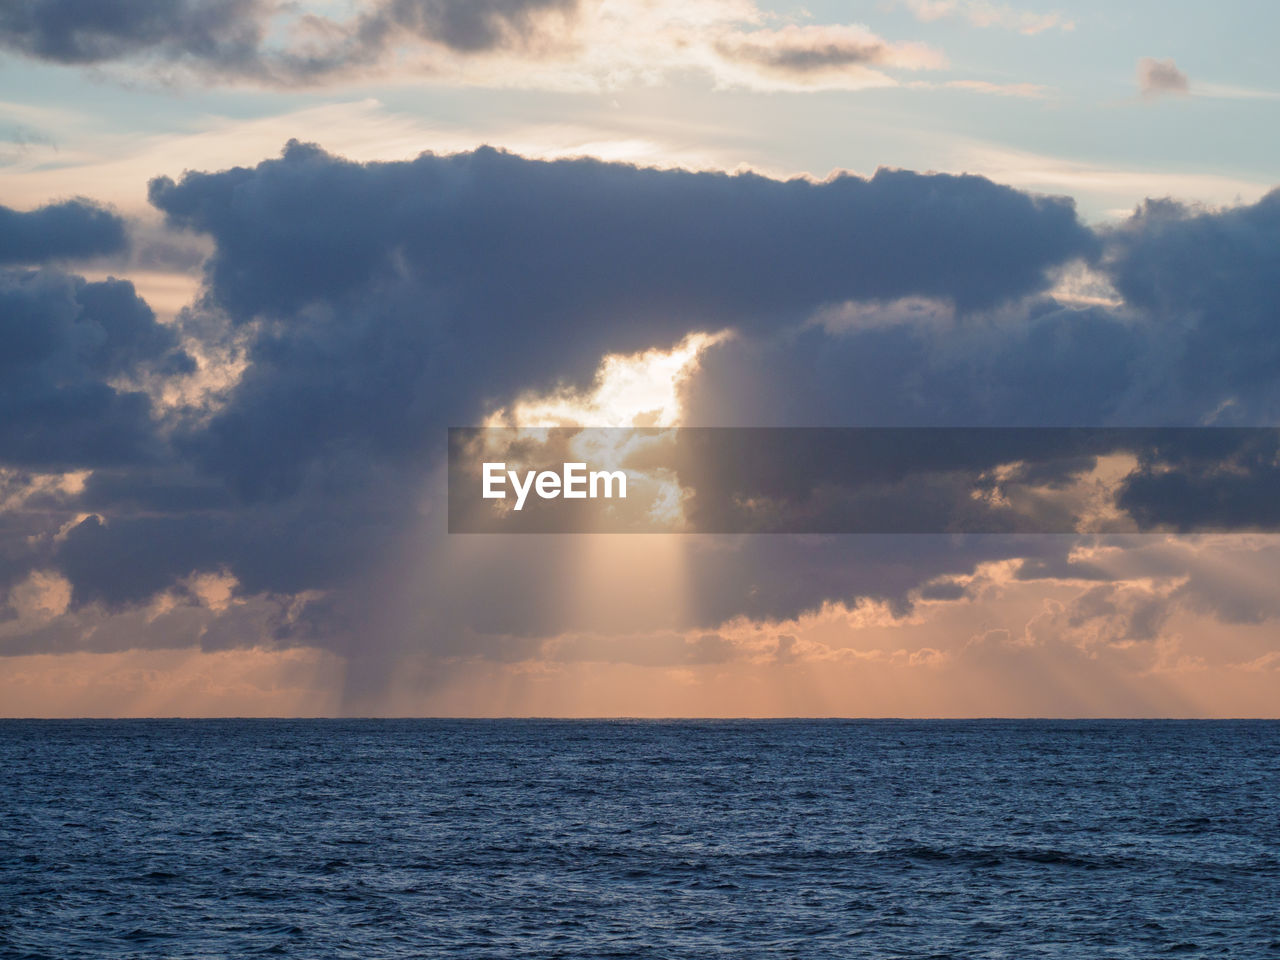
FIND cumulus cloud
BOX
[143,142,1090,496]
[685,187,1280,431]
[0,199,128,264]
[653,428,1280,535]
[1106,192,1280,412]
[0,268,192,469]
[0,0,266,66]
[0,142,1093,662]
[2,141,1280,717]
[1138,57,1189,97]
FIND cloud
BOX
[0,646,343,716]
[712,24,944,90]
[0,141,1093,665]
[1192,82,1280,102]
[1106,192,1280,413]
[0,199,128,264]
[0,0,953,93]
[453,426,1280,536]
[683,186,1280,433]
[943,138,1272,218]
[0,0,578,81]
[150,140,1090,318]
[624,428,1280,535]
[0,0,267,67]
[3,141,1280,721]
[935,79,1046,98]
[0,267,192,470]
[141,142,1090,499]
[360,0,579,54]
[682,303,1142,430]
[1116,432,1280,532]
[1138,57,1189,97]
[897,0,1074,35]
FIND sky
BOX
[1,0,1279,717]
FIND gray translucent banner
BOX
[448,427,1280,534]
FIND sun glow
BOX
[485,330,728,430]
[467,332,731,665]
[475,330,728,529]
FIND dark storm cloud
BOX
[6,141,1280,665]
[0,267,191,468]
[152,143,1091,319]
[686,186,1280,432]
[667,428,1107,533]
[0,0,265,67]
[0,260,192,614]
[681,302,1148,429]
[1116,430,1280,532]
[0,141,1094,623]
[53,485,404,608]
[0,199,128,264]
[144,141,1093,499]
[1106,191,1280,414]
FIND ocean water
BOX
[2,720,1278,959]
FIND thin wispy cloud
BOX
[1193,81,1280,101]
[907,78,1048,98]
[712,24,945,90]
[896,0,1074,35]
[944,137,1271,213]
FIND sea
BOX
[2,720,1278,959]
